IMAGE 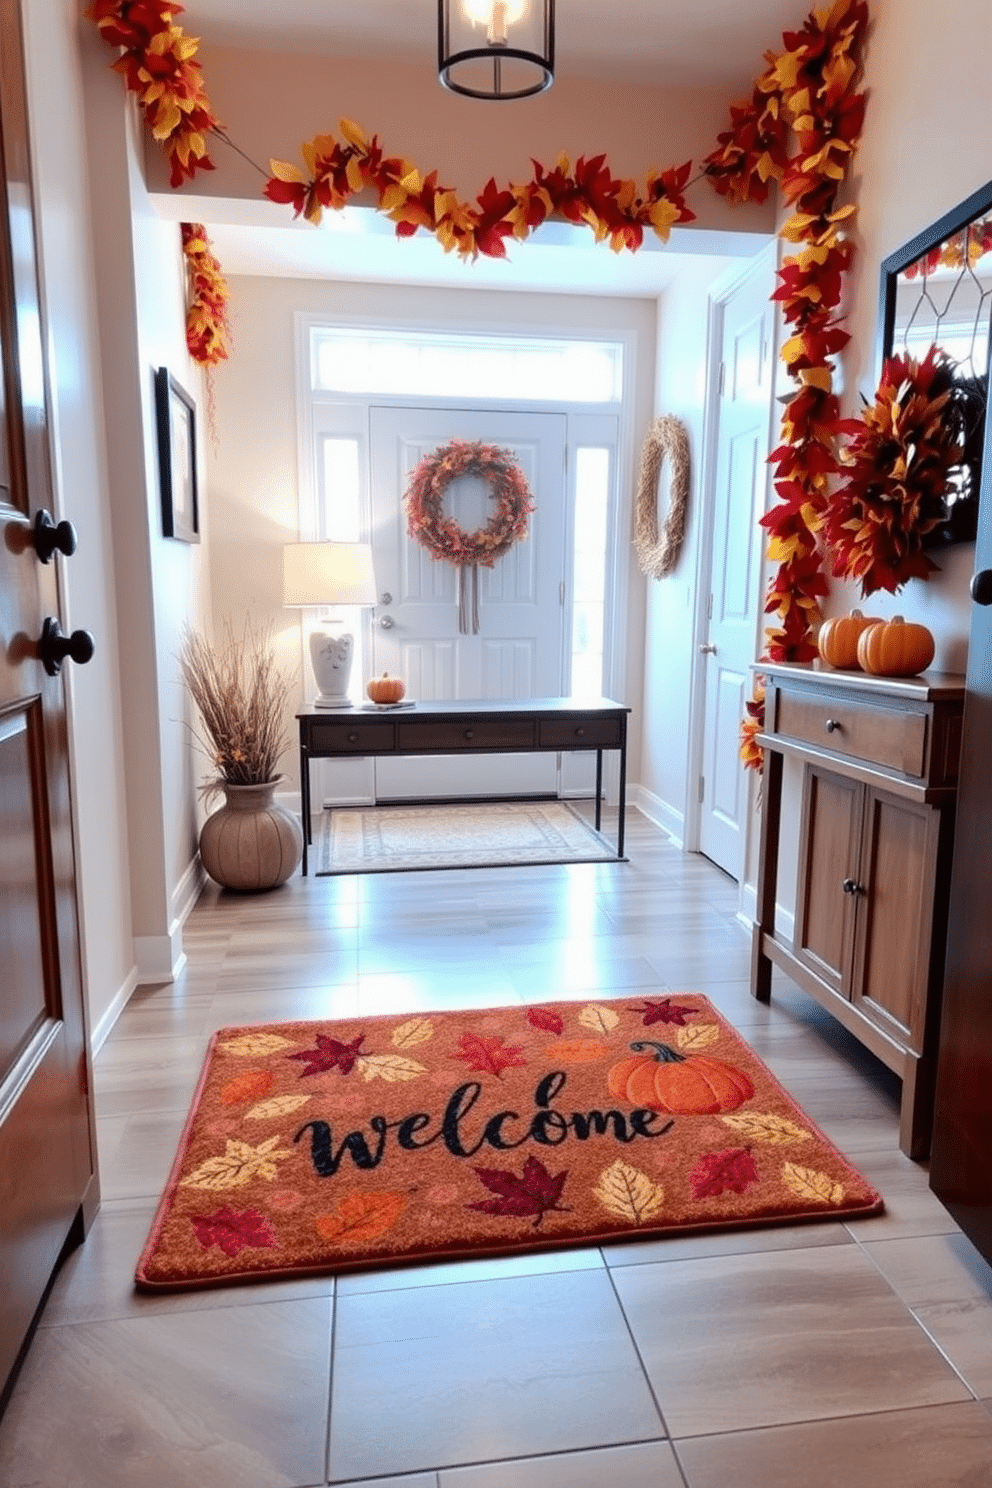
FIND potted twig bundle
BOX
[179,618,302,890]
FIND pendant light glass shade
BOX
[438,0,554,99]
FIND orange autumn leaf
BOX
[220,1069,276,1106]
[315,1192,407,1244]
[552,1040,613,1064]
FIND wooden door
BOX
[0,0,97,1403]
[794,764,861,997]
[852,787,940,1055]
[697,252,775,878]
[369,405,567,800]
[929,429,992,1260]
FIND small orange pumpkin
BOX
[816,609,878,670]
[366,672,406,704]
[607,1040,754,1115]
[856,616,935,677]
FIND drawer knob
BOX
[825,718,841,734]
[464,728,474,740]
[347,731,359,743]
[575,726,586,737]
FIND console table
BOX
[751,662,964,1158]
[297,697,630,875]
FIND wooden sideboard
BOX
[751,662,965,1158]
[296,697,630,875]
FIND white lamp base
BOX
[310,629,355,708]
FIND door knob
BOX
[379,615,395,629]
[970,569,992,606]
[34,509,77,563]
[699,643,717,655]
[40,617,94,676]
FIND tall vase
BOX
[198,778,303,892]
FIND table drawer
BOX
[308,721,396,754]
[398,719,535,752]
[774,689,927,777]
[539,717,622,749]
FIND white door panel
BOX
[698,257,775,878]
[370,406,568,799]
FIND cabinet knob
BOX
[825,718,841,734]
[575,726,586,737]
[464,728,474,740]
[970,569,992,606]
[347,731,359,742]
[842,877,865,896]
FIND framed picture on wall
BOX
[155,367,199,543]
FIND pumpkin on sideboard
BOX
[817,608,879,670]
[366,672,406,704]
[606,1040,754,1115]
[856,616,936,676]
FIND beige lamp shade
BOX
[282,542,377,608]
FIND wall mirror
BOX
[878,179,992,547]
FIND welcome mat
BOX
[136,997,883,1290]
[316,800,617,874]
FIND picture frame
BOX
[155,367,199,542]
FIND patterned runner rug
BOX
[316,800,616,874]
[136,995,883,1291]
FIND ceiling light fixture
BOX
[438,0,554,100]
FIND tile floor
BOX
[2,808,992,1486]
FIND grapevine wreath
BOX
[403,440,536,632]
[634,415,691,579]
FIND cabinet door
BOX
[794,765,861,996]
[852,787,939,1053]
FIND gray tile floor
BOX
[2,808,992,1486]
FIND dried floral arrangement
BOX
[823,346,966,595]
[179,620,292,788]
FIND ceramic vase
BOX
[199,777,303,891]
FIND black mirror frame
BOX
[877,177,992,376]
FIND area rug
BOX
[316,799,616,874]
[135,996,883,1290]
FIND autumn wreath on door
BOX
[403,440,536,634]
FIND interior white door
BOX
[370,406,568,799]
[697,256,775,878]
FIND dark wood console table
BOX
[751,662,964,1158]
[297,696,631,875]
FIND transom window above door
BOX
[310,327,624,404]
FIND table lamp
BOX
[283,541,377,708]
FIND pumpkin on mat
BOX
[607,1040,754,1114]
[856,616,935,676]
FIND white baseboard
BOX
[89,965,139,1055]
[171,853,206,930]
[629,784,683,846]
[134,930,186,984]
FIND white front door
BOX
[369,406,568,799]
[697,253,775,877]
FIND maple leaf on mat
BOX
[691,1147,760,1200]
[468,1157,569,1228]
[454,1032,526,1079]
[527,1007,564,1035]
[287,1032,365,1078]
[628,997,699,1027]
[191,1206,277,1258]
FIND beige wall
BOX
[825,0,989,667]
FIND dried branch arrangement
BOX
[179,619,292,787]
